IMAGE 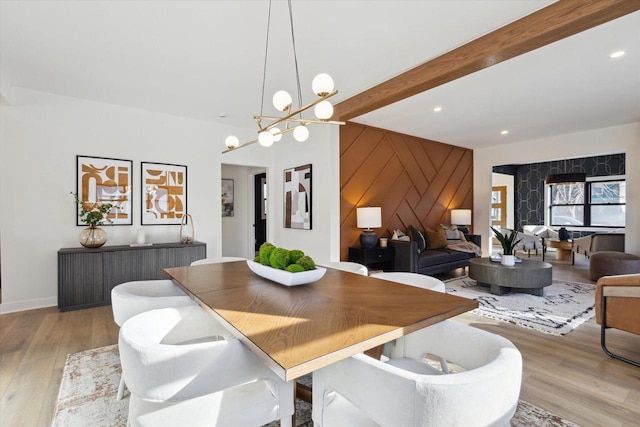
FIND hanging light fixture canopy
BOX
[223,0,344,153]
[545,158,586,185]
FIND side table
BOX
[348,246,394,272]
[544,238,573,262]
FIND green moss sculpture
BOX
[285,264,305,273]
[269,247,291,270]
[296,255,316,271]
[259,242,275,265]
[289,249,305,264]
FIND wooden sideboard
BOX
[58,242,206,311]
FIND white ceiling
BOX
[1,1,638,150]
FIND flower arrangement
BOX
[71,192,116,227]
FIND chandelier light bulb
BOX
[272,90,293,112]
[225,135,239,149]
[312,73,334,96]
[258,130,275,147]
[293,125,309,142]
[269,127,282,142]
[314,100,334,120]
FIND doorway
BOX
[254,173,267,253]
[491,185,507,245]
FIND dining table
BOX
[163,260,478,383]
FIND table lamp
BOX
[357,207,381,249]
[451,209,472,234]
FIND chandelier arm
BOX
[260,0,273,117]
[253,90,338,130]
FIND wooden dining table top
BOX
[163,261,478,381]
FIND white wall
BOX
[0,87,341,313]
[475,122,640,257]
[0,88,230,312]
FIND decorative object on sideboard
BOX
[222,0,344,153]
[491,226,522,267]
[357,207,382,249]
[179,213,195,244]
[71,192,116,248]
[379,237,388,248]
[450,208,472,234]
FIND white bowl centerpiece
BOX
[247,243,326,287]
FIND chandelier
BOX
[223,0,344,153]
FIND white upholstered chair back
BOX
[325,261,368,276]
[312,320,522,427]
[119,305,294,427]
[190,256,247,266]
[370,271,446,292]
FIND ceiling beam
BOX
[333,0,640,121]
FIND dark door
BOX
[254,173,267,252]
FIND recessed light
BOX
[501,130,509,135]
[433,106,442,112]
[610,50,625,59]
[218,112,228,118]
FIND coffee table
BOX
[468,258,553,296]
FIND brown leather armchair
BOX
[596,273,640,367]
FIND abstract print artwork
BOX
[76,156,132,225]
[284,164,312,230]
[141,162,187,225]
[221,179,234,217]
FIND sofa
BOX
[389,225,481,275]
[572,233,625,264]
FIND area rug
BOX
[53,345,580,427]
[445,276,595,336]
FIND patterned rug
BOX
[52,346,580,427]
[445,276,595,336]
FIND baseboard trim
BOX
[0,297,57,314]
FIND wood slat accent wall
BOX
[340,122,473,261]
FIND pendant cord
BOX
[288,0,303,118]
[260,0,273,117]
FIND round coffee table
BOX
[468,258,553,296]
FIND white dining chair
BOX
[190,256,247,266]
[325,261,368,276]
[312,320,522,427]
[369,271,446,292]
[111,279,196,400]
[119,305,294,427]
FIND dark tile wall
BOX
[493,154,626,234]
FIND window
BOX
[549,179,625,228]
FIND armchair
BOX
[572,233,625,264]
[596,273,640,367]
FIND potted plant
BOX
[71,192,116,248]
[490,226,522,266]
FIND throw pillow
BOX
[392,229,410,241]
[408,225,426,253]
[440,224,462,243]
[424,227,448,249]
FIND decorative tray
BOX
[246,260,326,287]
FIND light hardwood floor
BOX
[1,253,639,427]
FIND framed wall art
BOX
[283,164,312,230]
[221,179,234,217]
[76,155,133,225]
[141,162,187,225]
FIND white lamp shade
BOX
[312,73,334,95]
[272,90,292,111]
[293,125,309,142]
[258,130,274,147]
[225,135,239,149]
[314,100,334,120]
[451,209,472,225]
[357,207,382,229]
[269,127,282,142]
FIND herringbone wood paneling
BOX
[340,122,473,261]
